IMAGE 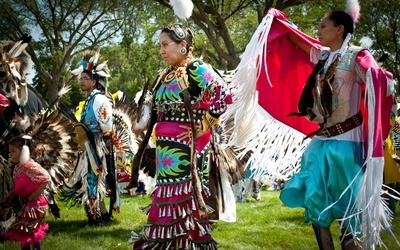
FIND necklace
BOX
[171,58,190,70]
[164,58,190,83]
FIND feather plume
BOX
[95,61,108,71]
[0,38,32,104]
[20,145,30,165]
[57,84,71,97]
[9,34,32,58]
[96,70,110,78]
[133,91,152,131]
[7,40,22,55]
[89,47,101,64]
[345,0,360,23]
[70,65,83,76]
[169,0,194,19]
[9,42,29,59]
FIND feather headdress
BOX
[345,0,360,23]
[71,48,110,91]
[0,34,32,106]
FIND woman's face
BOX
[159,32,186,66]
[9,144,21,164]
[79,72,96,93]
[317,15,343,49]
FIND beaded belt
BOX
[317,112,363,138]
[161,108,206,124]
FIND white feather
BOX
[134,105,151,131]
[20,145,30,165]
[169,0,194,19]
[96,71,110,78]
[89,48,101,64]
[10,43,29,59]
[71,66,84,76]
[57,85,71,97]
[8,40,22,56]
[134,91,143,104]
[95,61,108,71]
[345,0,360,23]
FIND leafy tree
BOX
[357,0,400,90]
[288,0,400,90]
[154,0,306,70]
[0,0,123,105]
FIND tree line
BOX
[0,0,398,109]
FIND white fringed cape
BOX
[222,8,398,248]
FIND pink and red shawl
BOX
[224,8,396,248]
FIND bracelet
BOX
[199,112,219,132]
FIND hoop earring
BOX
[180,47,187,55]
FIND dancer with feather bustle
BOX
[67,49,116,226]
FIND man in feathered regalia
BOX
[67,49,116,226]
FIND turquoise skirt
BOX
[280,138,364,228]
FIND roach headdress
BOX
[71,48,110,92]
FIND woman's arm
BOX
[287,32,311,54]
[28,182,49,201]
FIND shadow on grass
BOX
[46,218,141,241]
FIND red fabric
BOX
[355,50,394,158]
[257,9,321,135]
[117,168,131,182]
[0,93,10,113]
[155,121,211,153]
[256,9,394,159]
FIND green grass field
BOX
[1,188,399,250]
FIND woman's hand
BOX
[178,124,204,142]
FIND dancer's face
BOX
[159,32,186,66]
[317,15,344,50]
[9,144,21,164]
[79,72,96,94]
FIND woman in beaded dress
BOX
[130,23,232,249]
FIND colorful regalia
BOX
[223,8,397,248]
[78,89,113,221]
[2,159,50,247]
[131,57,232,249]
[63,48,119,225]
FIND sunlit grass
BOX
[1,188,399,249]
